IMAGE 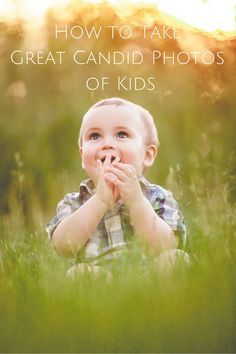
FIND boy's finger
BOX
[103,154,111,169]
[96,159,103,172]
[106,166,127,182]
[104,172,118,183]
[112,156,120,165]
[112,162,136,177]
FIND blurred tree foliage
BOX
[0,5,235,225]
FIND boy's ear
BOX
[143,145,158,169]
[80,147,85,169]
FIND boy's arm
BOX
[105,162,178,254]
[128,196,178,253]
[53,156,115,257]
[52,194,108,257]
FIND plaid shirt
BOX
[46,176,186,264]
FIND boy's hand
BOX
[95,154,114,207]
[95,154,120,207]
[104,161,144,208]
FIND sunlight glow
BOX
[0,0,235,34]
[156,0,236,32]
[0,0,70,22]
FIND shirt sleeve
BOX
[45,192,81,240]
[152,187,187,247]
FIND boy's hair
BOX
[78,97,160,147]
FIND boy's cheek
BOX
[125,151,145,166]
[82,153,96,166]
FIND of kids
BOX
[46,98,187,274]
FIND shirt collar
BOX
[79,179,96,195]
[138,175,152,190]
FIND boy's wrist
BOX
[94,193,111,211]
[127,193,146,212]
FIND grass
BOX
[0,172,235,353]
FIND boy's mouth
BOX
[100,155,119,164]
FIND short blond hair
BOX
[78,97,159,148]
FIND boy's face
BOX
[80,105,155,183]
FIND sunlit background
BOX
[0,0,235,217]
[0,0,236,33]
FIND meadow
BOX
[0,6,236,352]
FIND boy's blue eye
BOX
[89,132,100,140]
[117,131,128,138]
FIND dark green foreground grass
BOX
[0,208,235,353]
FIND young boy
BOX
[46,97,186,273]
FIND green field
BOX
[0,8,236,352]
[0,202,235,352]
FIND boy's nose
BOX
[101,137,115,150]
[102,143,115,150]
